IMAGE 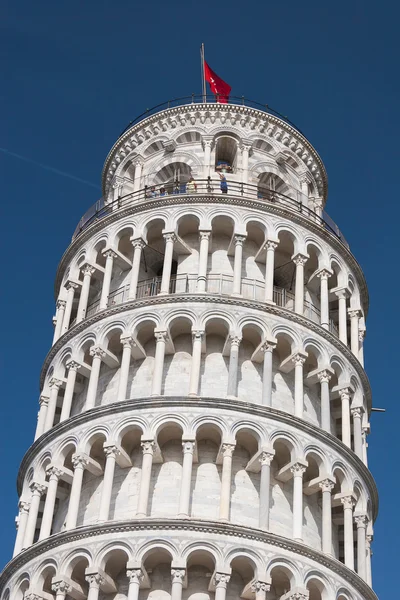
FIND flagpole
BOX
[200,43,206,103]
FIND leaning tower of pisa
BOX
[1,97,378,600]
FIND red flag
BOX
[204,61,231,104]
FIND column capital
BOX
[354,513,369,528]
[316,268,333,281]
[319,478,335,492]
[338,386,353,401]
[292,252,309,266]
[102,248,118,260]
[334,286,350,300]
[199,230,211,241]
[39,394,49,407]
[90,345,106,359]
[264,239,279,251]
[154,329,168,342]
[351,406,364,418]
[251,581,271,593]
[290,463,307,477]
[85,573,104,588]
[120,335,134,348]
[229,335,242,348]
[56,299,67,309]
[191,329,205,341]
[30,481,47,496]
[233,233,247,245]
[291,352,307,367]
[49,377,63,390]
[214,573,230,586]
[130,237,146,250]
[261,340,276,353]
[341,495,356,510]
[221,443,236,457]
[65,280,79,291]
[81,264,95,277]
[66,360,81,372]
[259,451,275,466]
[46,465,63,480]
[317,370,332,384]
[72,453,88,469]
[163,232,177,243]
[348,308,361,318]
[126,568,144,584]
[171,568,186,583]
[51,582,71,595]
[359,329,366,342]
[103,444,120,459]
[182,440,195,454]
[18,500,31,513]
[25,594,43,600]
[141,440,156,455]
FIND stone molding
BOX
[41,294,372,409]
[16,397,378,518]
[0,519,377,600]
[101,104,327,195]
[56,195,368,313]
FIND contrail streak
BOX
[0,147,101,189]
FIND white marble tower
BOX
[0,98,377,600]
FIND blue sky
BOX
[0,1,398,597]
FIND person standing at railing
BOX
[187,177,197,193]
[159,186,168,197]
[220,173,228,194]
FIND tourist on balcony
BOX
[220,173,228,194]
[187,177,197,193]
[159,186,168,196]
[150,186,158,198]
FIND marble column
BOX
[261,342,276,406]
[251,582,270,600]
[51,581,71,600]
[171,569,186,600]
[34,395,49,440]
[65,454,88,530]
[351,407,364,459]
[62,282,79,333]
[98,445,120,521]
[219,443,235,520]
[85,346,106,410]
[232,234,246,295]
[358,330,365,367]
[348,309,361,356]
[202,137,213,177]
[362,426,369,467]
[60,361,81,422]
[136,441,155,517]
[197,231,211,292]
[44,378,63,431]
[160,233,176,294]
[100,249,117,310]
[259,451,275,529]
[151,330,167,395]
[76,265,95,323]
[85,574,104,600]
[227,336,241,398]
[318,370,332,432]
[133,159,143,192]
[189,330,204,396]
[23,482,46,548]
[366,535,373,586]
[355,514,368,580]
[292,354,306,419]
[319,479,335,554]
[117,336,133,402]
[291,463,306,541]
[39,466,63,540]
[264,241,278,302]
[341,495,355,569]
[128,239,145,300]
[53,299,66,343]
[336,289,348,345]
[214,574,230,600]
[317,269,331,330]
[13,501,31,556]
[340,388,352,448]
[178,441,195,517]
[126,569,143,600]
[240,142,251,184]
[292,253,308,314]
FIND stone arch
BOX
[305,572,331,600]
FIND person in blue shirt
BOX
[220,173,228,194]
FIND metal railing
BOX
[72,178,348,249]
[83,273,338,336]
[117,95,305,139]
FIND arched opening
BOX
[270,439,295,539]
[268,565,294,599]
[153,162,193,194]
[238,325,263,403]
[191,424,223,520]
[185,549,216,600]
[200,318,230,398]
[272,333,296,415]
[230,429,260,527]
[257,172,294,200]
[149,423,184,517]
[214,136,238,174]
[163,317,193,396]
[141,548,173,599]
[228,556,256,598]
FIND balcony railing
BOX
[82,273,338,336]
[72,179,348,249]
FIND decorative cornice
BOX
[16,397,378,519]
[40,294,372,410]
[56,195,368,315]
[0,519,377,600]
[100,104,328,197]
